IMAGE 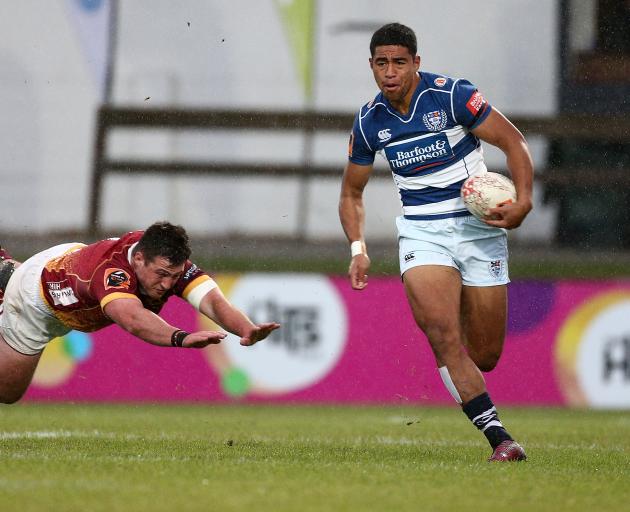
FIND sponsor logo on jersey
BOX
[434,77,447,87]
[488,260,505,279]
[422,110,448,131]
[386,136,451,170]
[47,281,79,306]
[104,268,131,290]
[466,91,486,116]
[183,263,198,281]
[377,128,392,142]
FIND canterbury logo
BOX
[377,129,392,142]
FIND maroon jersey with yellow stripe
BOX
[40,231,211,332]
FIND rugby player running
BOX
[339,23,533,461]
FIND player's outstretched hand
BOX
[349,253,370,290]
[239,322,281,346]
[183,331,227,348]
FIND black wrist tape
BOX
[171,329,189,347]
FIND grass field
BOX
[1,404,629,511]
[198,253,630,280]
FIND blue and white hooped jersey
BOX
[349,71,492,220]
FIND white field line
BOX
[0,430,136,440]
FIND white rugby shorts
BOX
[397,215,509,286]
[0,243,84,355]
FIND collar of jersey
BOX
[379,72,424,122]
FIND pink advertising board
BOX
[25,275,630,408]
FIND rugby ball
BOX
[461,172,516,220]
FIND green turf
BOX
[200,256,630,279]
[0,404,629,511]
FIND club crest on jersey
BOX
[377,128,392,142]
[104,268,131,290]
[488,260,505,280]
[422,110,447,132]
[434,77,447,87]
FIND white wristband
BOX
[350,241,364,257]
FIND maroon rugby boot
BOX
[488,440,527,462]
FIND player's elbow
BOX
[105,301,146,337]
[121,313,147,338]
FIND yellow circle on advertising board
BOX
[555,291,630,408]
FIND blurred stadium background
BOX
[0,0,628,413]
[1,0,630,408]
[2,2,630,510]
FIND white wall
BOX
[0,0,559,241]
[0,1,98,232]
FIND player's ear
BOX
[414,55,420,70]
[132,250,146,266]
[369,57,373,69]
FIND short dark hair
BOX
[370,23,417,57]
[134,221,191,265]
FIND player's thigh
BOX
[403,265,462,343]
[460,284,507,356]
[0,333,42,403]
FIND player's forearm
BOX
[112,304,179,347]
[339,194,367,248]
[199,294,255,338]
[505,136,534,210]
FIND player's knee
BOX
[423,324,461,356]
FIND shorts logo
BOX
[466,91,486,116]
[378,129,392,142]
[422,110,447,132]
[104,268,131,290]
[404,252,416,263]
[434,77,447,87]
[488,260,505,280]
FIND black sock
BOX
[462,392,512,449]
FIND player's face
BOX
[133,253,185,299]
[370,45,420,111]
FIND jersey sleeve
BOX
[173,261,218,310]
[348,111,375,165]
[91,265,140,310]
[452,79,493,130]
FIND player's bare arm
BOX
[339,161,372,290]
[471,108,534,229]
[104,297,226,348]
[198,287,280,346]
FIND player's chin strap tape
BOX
[171,329,189,347]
